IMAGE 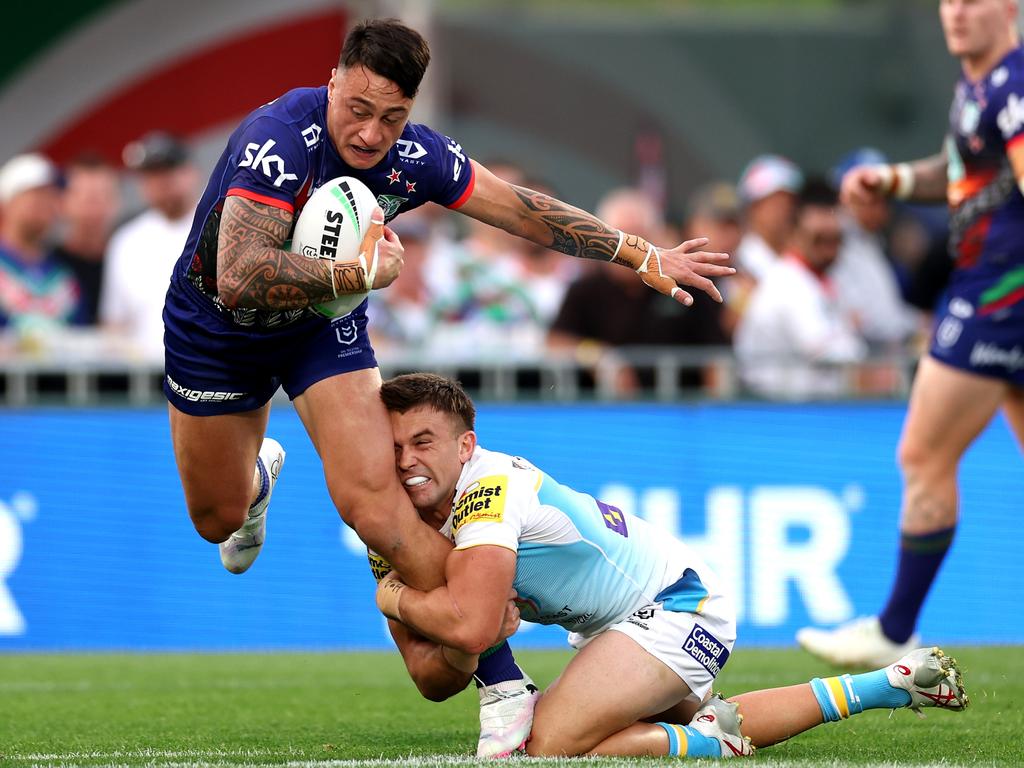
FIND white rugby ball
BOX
[290,176,379,318]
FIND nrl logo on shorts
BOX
[376,194,408,220]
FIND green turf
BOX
[0,647,1020,766]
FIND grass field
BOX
[1,647,1021,767]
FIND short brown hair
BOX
[339,18,431,99]
[380,373,476,432]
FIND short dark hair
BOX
[67,151,114,171]
[798,176,839,211]
[339,18,431,99]
[380,373,476,432]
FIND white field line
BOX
[3,752,986,768]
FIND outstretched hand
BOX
[638,237,734,305]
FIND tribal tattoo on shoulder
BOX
[217,196,335,310]
[511,185,628,264]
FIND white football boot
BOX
[796,617,920,668]
[688,694,754,757]
[886,646,968,716]
[219,438,285,574]
[476,674,540,758]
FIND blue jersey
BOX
[175,85,475,328]
[368,447,725,638]
[930,46,1024,382]
[946,46,1024,303]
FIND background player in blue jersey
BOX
[798,0,1024,667]
[162,18,731,753]
[373,373,967,759]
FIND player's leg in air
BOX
[167,403,285,574]
[798,357,1009,667]
[162,285,290,575]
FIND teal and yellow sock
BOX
[655,722,720,758]
[810,671,911,722]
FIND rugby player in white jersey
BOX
[372,374,968,758]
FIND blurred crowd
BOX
[0,137,949,399]
[0,133,199,364]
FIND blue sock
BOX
[878,527,955,643]
[849,670,912,710]
[811,671,911,722]
[474,641,523,687]
[655,722,720,758]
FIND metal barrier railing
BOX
[0,332,918,406]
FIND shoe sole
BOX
[929,648,969,711]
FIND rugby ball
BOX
[290,176,379,318]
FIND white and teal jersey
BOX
[447,446,723,638]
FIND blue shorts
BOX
[163,275,378,415]
[929,275,1024,385]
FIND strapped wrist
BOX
[375,573,406,621]
[331,260,369,297]
[874,163,914,200]
[891,163,915,200]
[612,232,651,269]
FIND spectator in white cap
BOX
[0,153,86,332]
[734,154,804,282]
[100,132,199,362]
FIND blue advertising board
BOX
[0,403,1019,651]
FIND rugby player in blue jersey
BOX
[161,18,731,755]
[373,373,967,758]
[799,0,1024,667]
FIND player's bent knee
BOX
[343,490,413,554]
[897,432,958,480]
[189,504,247,543]
[526,723,585,757]
[414,679,460,703]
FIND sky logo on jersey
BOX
[239,139,298,187]
[452,475,507,533]
[683,624,730,676]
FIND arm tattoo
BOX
[217,196,335,310]
[511,185,623,262]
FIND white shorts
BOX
[567,592,736,704]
